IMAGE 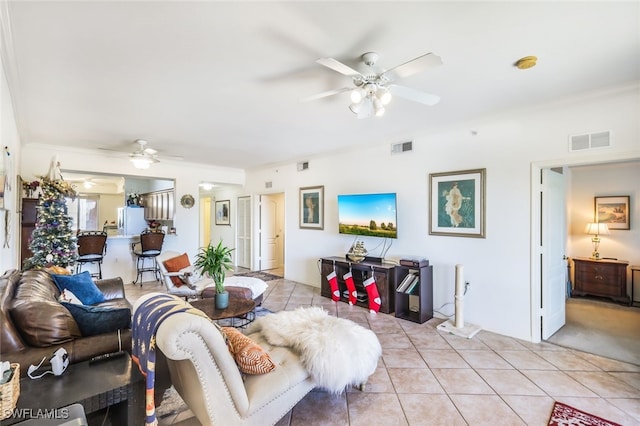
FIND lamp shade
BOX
[584,222,610,235]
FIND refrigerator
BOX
[117,207,148,236]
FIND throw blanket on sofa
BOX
[132,294,209,426]
[249,306,381,394]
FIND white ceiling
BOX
[3,1,639,170]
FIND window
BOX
[67,196,99,231]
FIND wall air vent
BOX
[391,141,413,155]
[265,181,272,189]
[297,161,309,171]
[569,131,611,152]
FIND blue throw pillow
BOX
[61,302,131,336]
[52,271,106,305]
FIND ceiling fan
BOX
[128,139,160,169]
[100,139,183,169]
[304,51,442,119]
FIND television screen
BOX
[337,193,397,239]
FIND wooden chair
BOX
[75,230,108,279]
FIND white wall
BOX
[240,85,640,342]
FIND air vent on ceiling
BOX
[297,161,309,171]
[569,131,611,152]
[265,181,272,189]
[391,141,413,155]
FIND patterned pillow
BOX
[221,327,276,375]
[163,253,190,287]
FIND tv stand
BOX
[320,257,396,313]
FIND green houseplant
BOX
[194,240,234,308]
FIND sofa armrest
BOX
[95,277,126,300]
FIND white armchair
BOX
[135,293,317,425]
[156,251,214,298]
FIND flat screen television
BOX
[337,192,397,239]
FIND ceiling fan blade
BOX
[389,84,441,106]
[143,147,158,155]
[316,57,363,77]
[383,53,442,80]
[301,87,351,102]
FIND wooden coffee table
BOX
[190,297,256,328]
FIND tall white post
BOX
[455,264,464,328]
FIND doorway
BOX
[258,193,285,274]
[532,156,640,365]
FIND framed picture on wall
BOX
[299,186,324,230]
[215,200,231,225]
[595,196,630,230]
[429,168,486,238]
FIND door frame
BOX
[529,151,639,343]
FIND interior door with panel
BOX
[541,167,568,339]
[259,195,278,270]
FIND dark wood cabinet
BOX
[320,257,396,314]
[572,257,629,304]
[395,263,433,324]
[20,198,38,267]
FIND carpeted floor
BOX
[233,271,282,282]
[547,297,640,365]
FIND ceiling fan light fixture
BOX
[350,88,365,103]
[130,156,153,169]
[373,97,385,117]
[378,87,392,105]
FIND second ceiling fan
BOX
[305,51,443,119]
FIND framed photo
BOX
[429,168,486,238]
[215,200,231,225]
[299,185,324,230]
[595,196,630,230]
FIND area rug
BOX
[233,271,282,281]
[548,401,622,426]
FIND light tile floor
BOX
[125,275,640,426]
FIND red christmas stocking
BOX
[363,276,381,313]
[343,272,357,305]
[326,271,340,301]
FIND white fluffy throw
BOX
[250,307,381,394]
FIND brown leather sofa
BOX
[0,269,132,376]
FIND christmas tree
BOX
[23,176,78,270]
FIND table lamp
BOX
[584,222,610,260]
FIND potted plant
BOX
[194,240,234,309]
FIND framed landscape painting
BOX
[429,168,486,238]
[595,196,630,230]
[299,186,324,230]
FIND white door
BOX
[259,195,278,270]
[237,196,251,269]
[541,168,568,339]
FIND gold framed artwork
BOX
[595,196,630,230]
[299,186,324,230]
[429,168,486,238]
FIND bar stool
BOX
[76,230,108,279]
[132,230,165,285]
